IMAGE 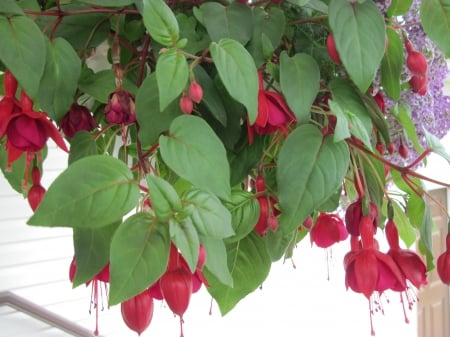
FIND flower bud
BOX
[104,89,136,124]
[406,50,428,77]
[326,34,341,65]
[60,104,98,139]
[189,81,203,103]
[409,75,427,95]
[179,93,193,114]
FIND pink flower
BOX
[344,198,379,236]
[0,70,20,139]
[310,213,348,248]
[248,70,296,143]
[60,103,98,139]
[437,233,450,285]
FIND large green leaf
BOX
[0,0,24,15]
[27,155,140,228]
[72,221,119,287]
[141,0,179,46]
[183,189,234,238]
[68,131,99,165]
[381,28,403,101]
[109,213,170,305]
[201,236,233,287]
[210,39,258,124]
[38,38,81,122]
[159,115,231,200]
[277,125,350,233]
[156,48,189,111]
[329,0,386,92]
[421,0,450,56]
[280,52,320,124]
[201,2,253,45]
[205,232,271,315]
[0,15,46,99]
[136,72,182,147]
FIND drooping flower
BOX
[69,257,110,336]
[437,231,450,285]
[344,216,406,336]
[27,166,46,212]
[60,103,98,139]
[253,175,280,236]
[104,89,136,125]
[344,198,379,236]
[248,70,296,143]
[310,213,348,248]
[0,70,20,139]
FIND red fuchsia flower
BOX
[344,197,379,237]
[121,290,154,336]
[385,219,427,323]
[247,70,296,144]
[253,175,280,236]
[0,70,20,139]
[437,230,450,285]
[3,91,69,189]
[104,89,136,125]
[310,213,348,248]
[344,216,406,336]
[69,257,110,336]
[60,103,98,139]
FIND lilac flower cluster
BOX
[377,0,450,164]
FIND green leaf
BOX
[201,2,253,45]
[329,0,386,92]
[390,200,416,248]
[136,72,182,147]
[38,38,81,122]
[345,110,373,151]
[279,52,320,124]
[421,0,450,56]
[387,0,413,16]
[277,125,350,233]
[177,13,210,55]
[77,0,135,5]
[68,131,99,165]
[193,66,227,126]
[170,217,200,272]
[141,0,179,46]
[361,155,385,209]
[27,155,140,228]
[223,190,260,243]
[0,0,24,15]
[146,175,182,222]
[201,236,233,287]
[156,48,189,111]
[265,229,297,262]
[183,189,234,238]
[359,92,391,147]
[209,38,258,124]
[0,15,46,99]
[205,232,271,315]
[247,7,285,67]
[329,100,351,142]
[109,213,170,305]
[392,105,424,154]
[424,128,450,163]
[159,115,231,200]
[72,221,119,287]
[381,28,403,101]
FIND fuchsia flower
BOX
[27,166,46,212]
[60,103,98,139]
[310,213,348,248]
[437,232,450,285]
[344,216,406,336]
[253,175,280,236]
[345,198,379,236]
[0,70,20,139]
[104,89,136,125]
[248,70,296,143]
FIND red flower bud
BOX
[409,75,427,95]
[27,183,46,211]
[406,50,428,77]
[159,268,193,317]
[179,93,193,114]
[60,104,98,139]
[345,198,378,237]
[437,234,450,285]
[121,291,154,336]
[189,81,203,103]
[326,34,341,65]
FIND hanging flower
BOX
[0,70,20,139]
[104,89,136,125]
[310,213,348,248]
[247,70,296,143]
[60,103,98,139]
[437,231,450,285]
